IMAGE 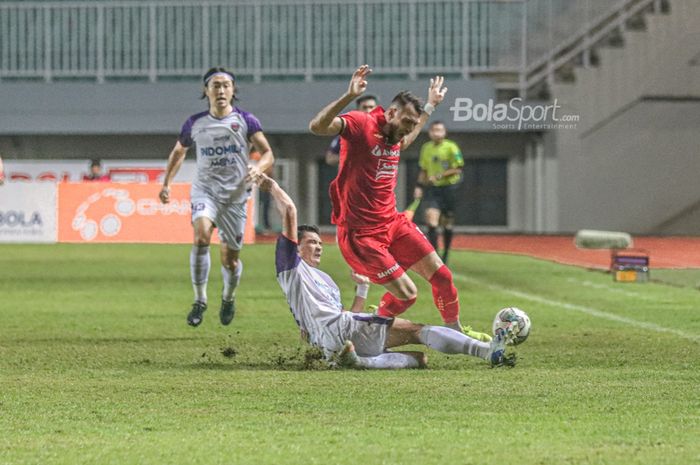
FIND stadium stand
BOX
[0,0,698,234]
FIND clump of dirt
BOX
[221,346,237,359]
[301,347,326,370]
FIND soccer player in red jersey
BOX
[308,65,489,340]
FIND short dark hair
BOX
[429,120,446,128]
[297,224,320,241]
[90,159,102,168]
[390,91,423,114]
[356,95,378,107]
[201,66,238,102]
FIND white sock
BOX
[221,260,243,302]
[355,352,420,369]
[419,325,489,359]
[190,245,210,303]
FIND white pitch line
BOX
[565,277,655,301]
[453,273,700,342]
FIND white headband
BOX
[205,72,235,85]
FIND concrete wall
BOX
[548,0,700,234]
[552,100,700,234]
[0,78,497,136]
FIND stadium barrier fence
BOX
[0,182,255,245]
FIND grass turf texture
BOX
[653,268,700,290]
[1,243,699,465]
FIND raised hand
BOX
[254,171,276,192]
[347,65,372,98]
[427,75,448,107]
[159,186,170,204]
[245,164,264,185]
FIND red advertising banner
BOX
[57,183,255,244]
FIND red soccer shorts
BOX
[337,213,435,284]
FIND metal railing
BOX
[0,0,526,83]
[0,0,669,95]
[525,0,666,93]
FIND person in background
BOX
[0,155,5,185]
[84,159,110,182]
[414,121,464,264]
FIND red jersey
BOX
[330,106,402,228]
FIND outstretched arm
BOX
[246,131,275,183]
[159,141,188,204]
[256,173,297,242]
[401,76,448,150]
[309,64,372,136]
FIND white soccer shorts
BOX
[330,312,392,357]
[190,187,247,250]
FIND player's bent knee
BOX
[222,258,239,270]
[395,284,418,301]
[430,264,453,285]
[194,237,211,247]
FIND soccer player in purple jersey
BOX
[256,172,516,369]
[159,67,274,327]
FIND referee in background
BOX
[414,121,464,265]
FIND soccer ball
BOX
[492,307,531,345]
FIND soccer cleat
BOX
[330,340,360,368]
[462,325,493,343]
[486,326,517,367]
[187,301,207,327]
[219,298,235,325]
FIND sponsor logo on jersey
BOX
[210,158,239,167]
[230,122,240,131]
[200,144,241,157]
[377,263,400,279]
[370,144,400,158]
[214,135,232,143]
[375,159,399,181]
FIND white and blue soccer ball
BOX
[492,307,531,345]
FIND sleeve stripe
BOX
[275,234,301,274]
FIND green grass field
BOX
[1,243,699,465]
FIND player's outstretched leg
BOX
[486,326,517,367]
[389,320,516,367]
[332,341,425,369]
[188,245,211,326]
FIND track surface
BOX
[450,235,700,269]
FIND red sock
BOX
[429,265,460,324]
[377,292,416,318]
